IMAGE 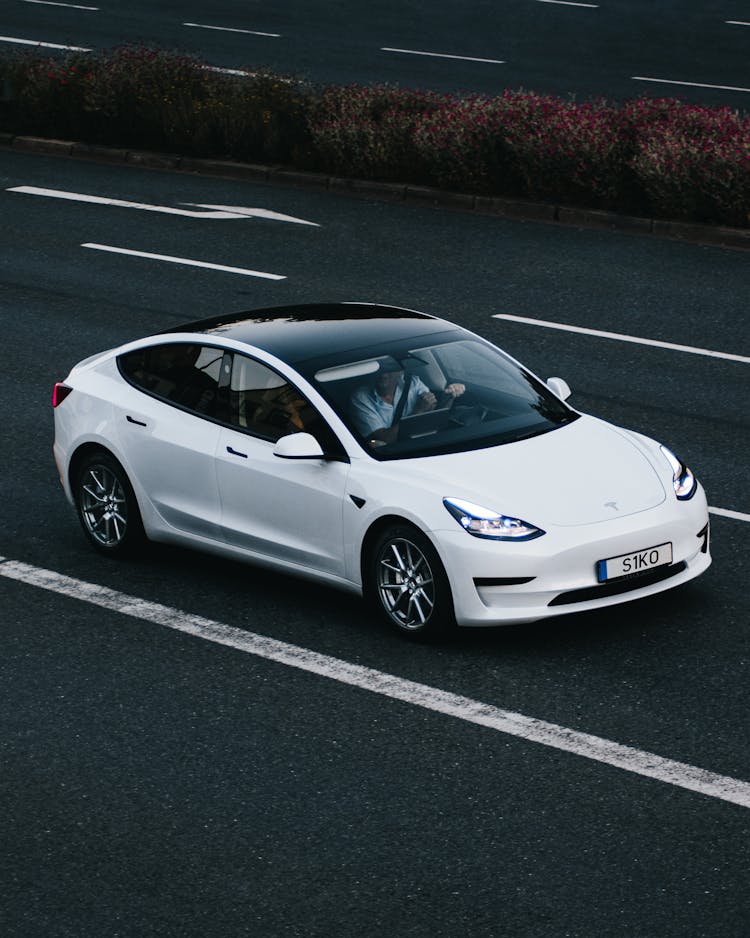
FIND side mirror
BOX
[546,377,572,401]
[273,432,325,460]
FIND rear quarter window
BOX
[118,343,223,417]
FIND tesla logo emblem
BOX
[604,500,619,511]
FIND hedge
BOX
[2,44,749,227]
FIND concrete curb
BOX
[4,133,750,251]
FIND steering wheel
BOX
[444,388,488,426]
[438,389,457,412]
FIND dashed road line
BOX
[81,243,286,280]
[492,314,750,364]
[183,22,280,38]
[22,0,98,9]
[381,47,505,65]
[632,76,750,94]
[0,557,748,809]
[0,35,91,50]
[536,0,598,7]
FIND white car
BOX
[53,303,711,637]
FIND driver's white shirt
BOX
[350,375,430,437]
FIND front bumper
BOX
[432,490,711,626]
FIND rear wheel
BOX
[369,524,455,638]
[74,451,144,555]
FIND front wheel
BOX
[368,524,455,638]
[74,451,145,556]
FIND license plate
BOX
[597,542,672,583]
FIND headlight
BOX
[443,497,545,541]
[660,445,697,500]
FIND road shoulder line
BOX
[1,556,749,810]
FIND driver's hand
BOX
[444,383,466,398]
[414,391,437,413]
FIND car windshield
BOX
[302,332,579,460]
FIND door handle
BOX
[226,445,248,458]
[126,415,147,427]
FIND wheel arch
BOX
[360,513,456,635]
[68,442,121,497]
[69,443,147,552]
[68,443,146,525]
[360,513,439,594]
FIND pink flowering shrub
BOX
[306,84,447,180]
[84,46,211,148]
[498,92,624,205]
[625,99,750,225]
[389,91,624,204]
[413,95,517,192]
[0,51,95,137]
[201,68,312,163]
[1,45,749,225]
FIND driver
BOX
[350,359,465,444]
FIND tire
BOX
[73,451,145,556]
[368,523,456,638]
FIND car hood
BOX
[412,416,667,527]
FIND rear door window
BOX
[227,353,319,441]
[226,353,346,457]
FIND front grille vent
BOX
[548,562,687,607]
[474,577,536,588]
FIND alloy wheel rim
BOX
[377,537,435,629]
[80,465,128,546]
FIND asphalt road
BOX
[3,0,750,108]
[1,149,749,937]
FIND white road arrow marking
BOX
[8,186,319,225]
[187,204,319,226]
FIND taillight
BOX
[52,383,73,407]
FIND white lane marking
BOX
[81,243,285,280]
[0,35,91,50]
[536,0,598,7]
[0,558,748,809]
[189,204,319,226]
[492,314,750,364]
[23,0,98,9]
[10,187,247,219]
[205,66,253,77]
[202,66,295,85]
[381,47,505,65]
[632,76,750,94]
[184,22,280,38]
[8,187,318,225]
[709,506,750,523]
[726,21,750,27]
